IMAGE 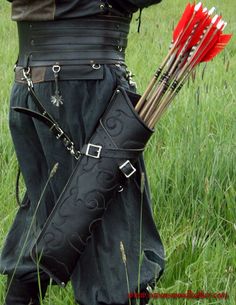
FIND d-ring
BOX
[52,64,61,73]
[92,64,101,70]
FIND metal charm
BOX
[51,64,63,107]
[22,67,34,89]
[126,69,137,88]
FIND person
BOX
[0,1,165,304]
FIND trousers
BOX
[4,277,49,305]
[0,64,165,305]
[4,277,151,305]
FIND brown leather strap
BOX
[14,64,108,84]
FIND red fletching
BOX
[176,4,206,55]
[188,11,211,48]
[190,16,223,67]
[179,5,205,44]
[201,34,232,62]
[173,3,195,42]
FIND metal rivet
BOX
[117,186,124,193]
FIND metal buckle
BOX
[119,160,136,178]
[85,143,102,159]
[64,141,80,160]
[69,145,81,160]
[54,126,64,139]
[49,124,64,139]
[66,142,74,151]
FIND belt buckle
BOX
[86,143,102,159]
[55,126,64,139]
[119,160,136,178]
[50,124,64,139]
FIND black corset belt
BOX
[17,15,131,67]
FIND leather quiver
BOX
[30,87,153,285]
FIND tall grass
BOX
[0,0,235,304]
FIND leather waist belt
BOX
[17,16,131,67]
[14,64,109,84]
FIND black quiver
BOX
[30,87,153,286]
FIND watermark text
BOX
[128,290,228,299]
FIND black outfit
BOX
[1,1,165,305]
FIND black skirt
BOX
[0,64,165,305]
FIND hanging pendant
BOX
[51,64,63,107]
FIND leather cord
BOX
[13,86,81,160]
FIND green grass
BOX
[0,0,235,304]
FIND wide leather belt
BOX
[17,15,131,67]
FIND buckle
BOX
[85,143,102,159]
[50,124,64,139]
[55,126,64,139]
[69,145,81,160]
[119,160,136,178]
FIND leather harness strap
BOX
[13,69,143,163]
[14,64,107,84]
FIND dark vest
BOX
[8,0,162,21]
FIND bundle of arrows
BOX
[135,1,232,129]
